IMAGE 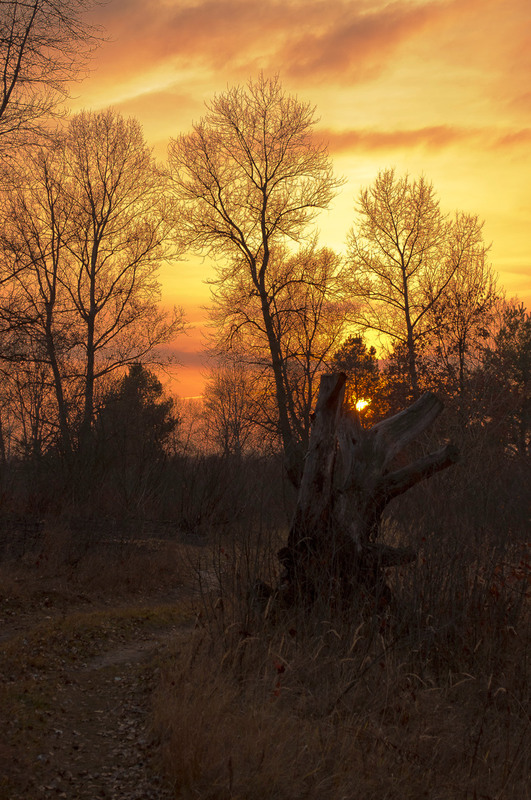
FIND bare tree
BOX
[202,359,259,458]
[0,109,185,451]
[168,74,343,483]
[483,302,531,457]
[0,140,78,452]
[63,109,185,442]
[347,169,487,398]
[423,216,499,396]
[209,242,350,461]
[0,352,58,457]
[0,0,99,155]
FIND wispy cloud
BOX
[317,125,531,153]
[278,1,443,82]
[87,0,531,129]
[90,0,483,84]
[317,125,473,152]
[492,129,531,149]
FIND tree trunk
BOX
[274,372,459,609]
[45,324,72,456]
[259,287,304,486]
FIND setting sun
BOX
[0,4,529,795]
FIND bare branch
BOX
[371,391,444,468]
[376,442,460,502]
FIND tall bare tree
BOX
[423,216,499,395]
[0,0,99,156]
[168,75,343,482]
[0,109,185,452]
[63,109,184,442]
[347,169,487,398]
[0,140,78,452]
[209,242,350,463]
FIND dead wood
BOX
[273,373,459,610]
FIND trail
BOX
[1,604,189,800]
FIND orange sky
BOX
[70,0,531,397]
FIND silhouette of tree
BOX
[484,302,530,457]
[347,169,487,399]
[331,335,383,421]
[0,140,80,453]
[93,363,179,512]
[202,359,259,458]
[96,363,178,462]
[209,242,349,462]
[0,110,185,453]
[0,0,100,157]
[168,74,343,483]
[423,215,499,396]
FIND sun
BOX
[355,398,370,412]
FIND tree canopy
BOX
[168,74,344,483]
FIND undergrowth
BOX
[152,519,530,800]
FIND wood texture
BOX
[276,374,459,608]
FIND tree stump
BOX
[274,372,459,610]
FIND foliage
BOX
[95,363,179,461]
[331,335,384,421]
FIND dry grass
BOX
[152,521,530,800]
[0,519,206,606]
[0,448,528,799]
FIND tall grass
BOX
[0,422,528,798]
[151,445,530,800]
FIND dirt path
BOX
[0,599,192,800]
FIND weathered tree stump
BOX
[274,372,459,610]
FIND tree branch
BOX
[376,442,460,502]
[371,392,444,468]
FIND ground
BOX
[1,527,529,800]
[0,538,199,800]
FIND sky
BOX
[69,0,531,397]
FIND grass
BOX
[0,447,528,799]
[152,518,530,800]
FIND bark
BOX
[259,288,303,486]
[46,329,72,455]
[274,372,459,609]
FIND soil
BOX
[0,578,195,800]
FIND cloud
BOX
[85,0,531,136]
[169,347,210,369]
[492,129,531,149]
[316,125,531,154]
[104,86,201,134]
[317,125,473,152]
[279,1,441,82]
[90,0,470,85]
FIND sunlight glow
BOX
[355,398,370,412]
[66,0,531,398]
